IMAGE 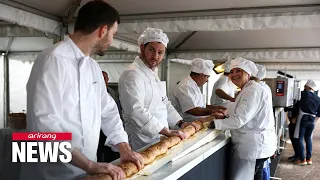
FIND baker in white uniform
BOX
[171,58,226,122]
[210,59,236,107]
[118,28,199,151]
[210,57,277,180]
[20,1,143,180]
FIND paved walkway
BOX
[275,120,320,180]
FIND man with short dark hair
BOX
[21,1,143,180]
[171,58,226,122]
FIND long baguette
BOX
[84,118,213,179]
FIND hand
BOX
[85,161,124,180]
[210,109,227,116]
[211,112,226,119]
[161,128,186,140]
[117,143,144,170]
[198,116,215,123]
[181,121,201,132]
[212,105,227,110]
[120,151,144,170]
[291,117,297,124]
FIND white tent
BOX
[1,0,320,128]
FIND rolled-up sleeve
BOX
[119,71,165,138]
[100,76,128,148]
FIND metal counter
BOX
[135,134,231,180]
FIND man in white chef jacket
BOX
[118,28,199,151]
[210,59,236,107]
[20,1,143,180]
[171,58,226,122]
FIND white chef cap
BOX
[305,79,317,90]
[222,59,232,73]
[191,58,214,76]
[137,27,169,48]
[254,64,267,80]
[231,57,258,76]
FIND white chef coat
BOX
[227,81,274,180]
[214,80,277,160]
[118,57,182,151]
[19,37,128,180]
[210,74,236,107]
[171,76,207,122]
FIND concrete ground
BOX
[274,120,320,180]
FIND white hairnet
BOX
[222,59,232,73]
[305,79,317,90]
[231,57,258,76]
[191,58,214,76]
[254,64,267,80]
[137,27,169,48]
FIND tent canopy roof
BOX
[0,0,319,63]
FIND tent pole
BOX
[3,37,13,128]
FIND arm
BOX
[100,73,144,170]
[163,96,182,128]
[206,105,226,109]
[71,149,125,180]
[100,77,128,148]
[186,107,214,116]
[119,71,165,138]
[214,88,261,130]
[316,104,320,122]
[27,55,66,136]
[215,89,235,102]
[174,82,212,117]
[27,55,96,171]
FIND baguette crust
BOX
[84,120,209,179]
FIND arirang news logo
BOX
[12,132,72,163]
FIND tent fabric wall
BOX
[98,61,162,83]
[267,70,320,81]
[168,49,320,62]
[96,49,320,63]
[0,56,4,128]
[0,3,61,36]
[118,12,320,34]
[8,57,33,114]
[169,58,320,81]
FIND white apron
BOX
[294,108,315,138]
[129,80,168,150]
[230,152,255,180]
[230,130,257,180]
